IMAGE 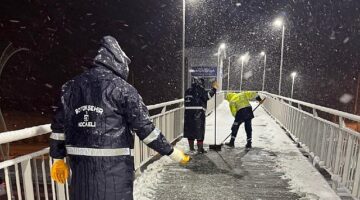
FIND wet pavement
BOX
[152,147,301,200]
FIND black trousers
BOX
[230,112,253,143]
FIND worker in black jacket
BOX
[184,78,218,153]
[49,36,190,200]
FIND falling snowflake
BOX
[339,94,353,104]
[244,71,253,80]
[329,31,335,40]
[45,83,53,89]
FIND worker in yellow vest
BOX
[225,91,264,149]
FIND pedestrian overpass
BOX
[0,92,359,200]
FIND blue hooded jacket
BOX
[49,36,173,200]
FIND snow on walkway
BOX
[134,101,340,200]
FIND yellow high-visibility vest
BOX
[226,91,258,117]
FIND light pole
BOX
[217,43,226,91]
[240,55,245,91]
[290,72,297,99]
[273,18,285,95]
[227,55,238,91]
[182,0,186,98]
[260,51,267,91]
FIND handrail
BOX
[260,91,360,122]
[147,99,183,110]
[260,92,360,198]
[0,99,185,145]
[0,98,187,200]
[0,148,49,169]
[0,124,51,145]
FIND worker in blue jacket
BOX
[49,36,190,200]
[184,78,218,153]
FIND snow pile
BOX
[133,156,172,200]
[134,139,189,200]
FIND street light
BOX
[273,18,283,27]
[227,54,238,91]
[260,51,267,91]
[273,17,286,95]
[182,0,197,98]
[219,43,226,50]
[290,72,297,99]
[182,0,186,98]
[217,43,226,91]
[240,55,245,91]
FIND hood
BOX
[226,93,237,101]
[192,77,205,88]
[93,36,131,80]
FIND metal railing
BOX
[260,92,360,198]
[0,99,185,200]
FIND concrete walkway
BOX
[134,101,340,200]
[152,147,300,200]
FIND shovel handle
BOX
[214,92,217,145]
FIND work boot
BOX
[225,138,235,148]
[197,142,207,154]
[188,140,195,151]
[245,141,252,149]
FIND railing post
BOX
[312,108,318,117]
[21,159,35,200]
[41,156,49,200]
[319,124,327,163]
[352,143,360,197]
[341,135,354,187]
[339,117,345,128]
[334,130,344,174]
[4,167,12,200]
[161,106,166,139]
[326,127,335,169]
[32,159,40,200]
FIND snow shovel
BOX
[209,93,222,151]
[216,98,267,147]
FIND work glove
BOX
[51,159,69,184]
[169,148,191,164]
[212,81,219,89]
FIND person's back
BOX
[184,83,208,109]
[62,67,135,149]
[50,36,190,200]
[183,78,217,153]
[226,91,258,117]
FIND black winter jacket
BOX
[183,83,216,140]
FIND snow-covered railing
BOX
[260,92,360,198]
[0,99,185,200]
[133,99,185,169]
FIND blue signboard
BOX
[189,66,217,77]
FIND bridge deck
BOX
[134,101,341,200]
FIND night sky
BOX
[0,0,359,129]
